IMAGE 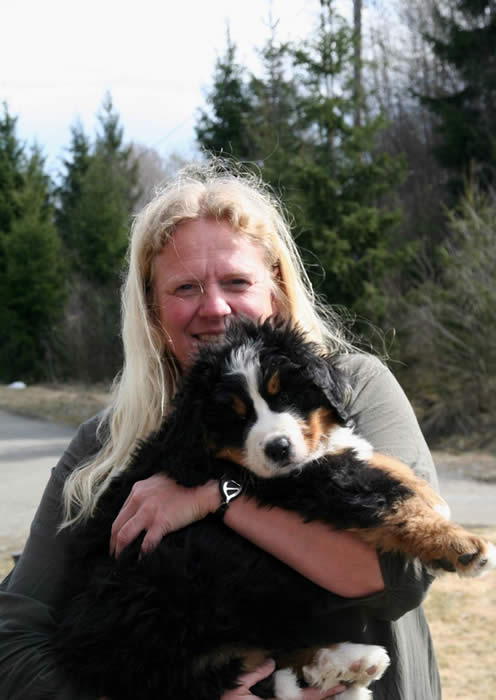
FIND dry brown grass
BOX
[424,527,496,700]
[0,383,110,427]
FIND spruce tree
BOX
[68,93,138,285]
[247,18,301,180]
[0,146,65,380]
[55,93,139,380]
[56,120,91,254]
[196,29,254,158]
[0,104,25,340]
[282,0,405,312]
[422,0,496,192]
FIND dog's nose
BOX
[264,436,291,463]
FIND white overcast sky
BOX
[2,0,366,177]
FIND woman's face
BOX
[153,218,278,369]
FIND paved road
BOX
[1,410,495,553]
[0,410,74,548]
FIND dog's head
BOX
[179,317,347,478]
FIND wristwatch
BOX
[216,477,243,520]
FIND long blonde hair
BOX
[61,159,353,527]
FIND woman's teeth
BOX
[195,334,225,343]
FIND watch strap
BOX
[215,477,243,520]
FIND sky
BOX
[1,0,365,178]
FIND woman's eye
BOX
[175,283,201,297]
[223,278,251,291]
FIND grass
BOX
[423,527,496,700]
[0,383,110,427]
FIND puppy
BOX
[54,317,496,700]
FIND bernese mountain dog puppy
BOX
[54,317,496,700]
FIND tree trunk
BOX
[353,0,363,128]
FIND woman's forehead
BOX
[152,218,270,281]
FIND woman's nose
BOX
[197,286,231,317]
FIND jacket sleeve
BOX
[0,415,102,700]
[340,353,438,621]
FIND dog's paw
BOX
[430,537,496,578]
[302,643,390,695]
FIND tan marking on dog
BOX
[215,447,248,469]
[369,452,446,510]
[267,370,280,395]
[347,457,491,574]
[277,646,336,676]
[301,407,336,452]
[231,395,247,417]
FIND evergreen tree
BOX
[68,93,138,285]
[0,146,65,381]
[283,0,406,313]
[0,104,24,234]
[0,104,25,338]
[56,120,91,252]
[247,17,301,179]
[196,29,254,158]
[55,93,139,381]
[422,0,496,192]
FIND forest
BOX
[0,0,495,446]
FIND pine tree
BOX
[422,0,496,192]
[196,29,254,158]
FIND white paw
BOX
[303,643,390,693]
[273,668,303,700]
[464,541,496,577]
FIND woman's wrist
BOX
[204,479,222,515]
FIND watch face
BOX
[222,479,242,504]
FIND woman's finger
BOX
[110,496,139,555]
[111,512,146,557]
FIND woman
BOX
[0,161,441,699]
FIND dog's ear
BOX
[304,355,347,423]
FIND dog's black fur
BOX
[52,317,493,700]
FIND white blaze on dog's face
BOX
[212,342,339,478]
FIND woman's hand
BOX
[110,474,220,557]
[221,659,346,699]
